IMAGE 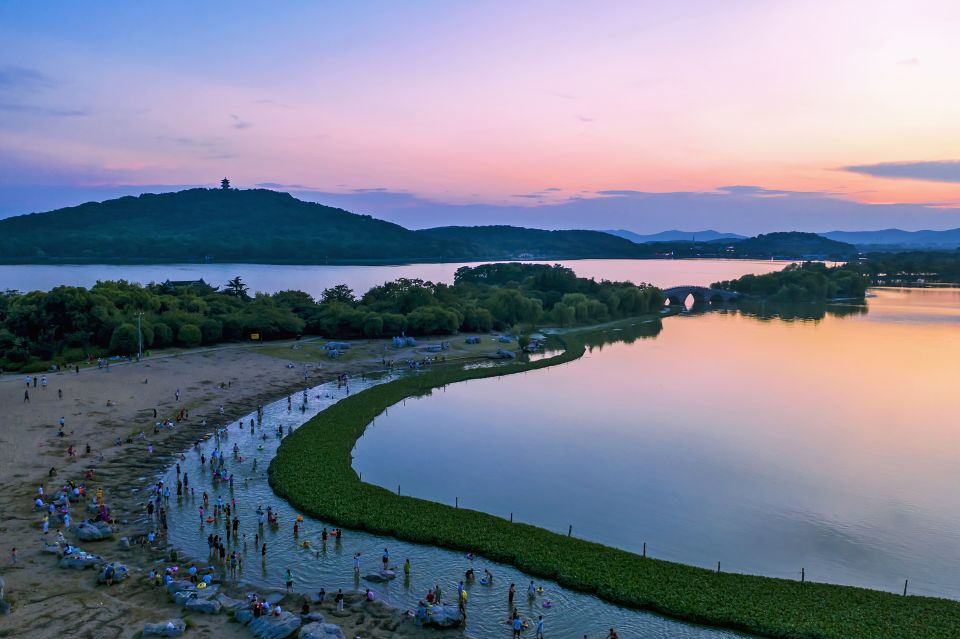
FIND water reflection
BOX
[160,374,747,639]
[355,288,960,600]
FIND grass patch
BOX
[269,321,960,639]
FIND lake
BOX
[0,259,789,297]
[354,287,960,600]
[161,374,749,639]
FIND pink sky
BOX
[2,1,960,228]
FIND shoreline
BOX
[0,337,489,638]
[269,323,960,639]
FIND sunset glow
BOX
[3,1,960,230]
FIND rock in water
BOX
[143,619,186,637]
[423,604,465,628]
[363,569,396,583]
[299,621,347,639]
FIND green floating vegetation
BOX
[269,325,960,639]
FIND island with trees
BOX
[713,261,869,302]
[0,263,663,372]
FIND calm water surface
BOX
[160,375,748,639]
[0,259,788,297]
[355,288,960,599]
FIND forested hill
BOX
[0,188,456,264]
[0,188,648,264]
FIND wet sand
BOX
[0,337,488,638]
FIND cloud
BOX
[0,65,58,90]
[353,187,390,193]
[0,102,86,117]
[576,114,595,123]
[511,194,543,199]
[230,114,251,129]
[255,182,312,190]
[897,57,920,67]
[842,160,960,183]
[544,187,562,192]
[251,99,292,108]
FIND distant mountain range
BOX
[607,227,960,250]
[606,229,746,243]
[819,228,960,249]
[1,188,951,265]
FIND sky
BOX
[3,1,960,233]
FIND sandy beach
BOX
[0,337,489,638]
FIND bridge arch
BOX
[663,285,738,309]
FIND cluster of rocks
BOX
[152,582,348,639]
[72,519,115,541]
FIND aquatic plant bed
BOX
[270,327,960,639]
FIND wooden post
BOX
[801,568,805,583]
[717,561,721,574]
[455,496,458,509]
[359,472,362,481]
[643,542,646,558]
[904,579,908,596]
[397,485,400,496]
[510,512,513,523]
[568,525,572,537]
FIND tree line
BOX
[713,262,869,302]
[0,263,663,372]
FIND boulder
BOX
[299,622,346,639]
[216,593,248,613]
[303,612,325,623]
[40,542,61,554]
[143,619,186,637]
[173,589,198,606]
[363,569,396,583]
[235,608,253,624]
[59,553,104,570]
[185,597,222,614]
[72,520,114,541]
[166,580,197,597]
[97,562,129,584]
[118,537,132,550]
[247,611,301,639]
[423,604,464,628]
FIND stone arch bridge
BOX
[662,285,739,307]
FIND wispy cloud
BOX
[0,102,86,117]
[897,57,920,67]
[251,98,292,108]
[230,114,251,129]
[842,160,960,183]
[576,114,595,123]
[0,65,58,90]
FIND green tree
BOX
[221,177,231,190]
[225,276,248,298]
[177,324,202,348]
[109,323,139,354]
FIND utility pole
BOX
[136,311,144,360]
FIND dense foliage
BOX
[713,262,869,302]
[270,328,960,639]
[0,263,662,372]
[858,249,960,284]
[0,188,651,264]
[728,232,856,258]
